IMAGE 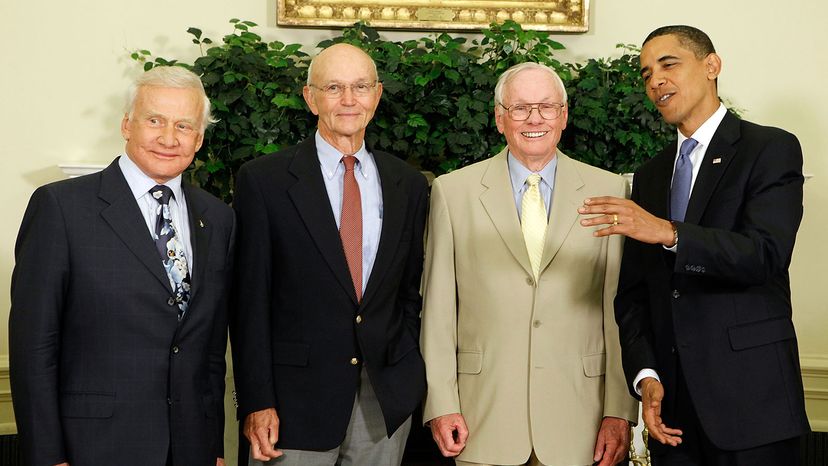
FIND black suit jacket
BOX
[615,111,810,451]
[9,159,235,466]
[231,138,428,455]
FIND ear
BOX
[303,86,319,115]
[121,114,131,140]
[706,53,722,81]
[194,130,204,153]
[559,105,569,131]
[495,107,506,134]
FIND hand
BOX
[54,463,69,466]
[640,377,683,447]
[244,408,283,461]
[592,416,630,466]
[578,197,675,246]
[217,458,226,466]
[429,413,469,457]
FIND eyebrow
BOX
[640,54,680,76]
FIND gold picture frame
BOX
[277,0,589,32]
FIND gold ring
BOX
[612,214,619,226]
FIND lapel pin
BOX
[199,219,205,228]
[712,157,722,164]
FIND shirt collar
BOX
[315,130,369,180]
[507,150,558,192]
[677,103,727,154]
[118,154,184,201]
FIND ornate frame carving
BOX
[277,0,589,32]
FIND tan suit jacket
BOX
[421,149,638,465]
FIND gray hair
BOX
[126,66,217,132]
[494,62,568,111]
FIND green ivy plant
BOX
[133,19,674,202]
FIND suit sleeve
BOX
[230,164,277,420]
[209,209,236,458]
[420,177,462,423]
[614,175,658,396]
[9,186,70,465]
[602,177,639,421]
[674,130,803,284]
[396,174,429,343]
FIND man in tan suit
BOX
[420,62,638,466]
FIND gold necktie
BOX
[521,174,547,279]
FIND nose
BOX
[157,125,178,147]
[526,106,545,124]
[340,86,357,105]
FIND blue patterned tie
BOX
[151,185,191,320]
[670,138,699,222]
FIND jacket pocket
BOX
[582,352,606,377]
[728,317,796,351]
[271,341,310,366]
[60,391,115,418]
[457,350,482,374]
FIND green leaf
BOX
[187,28,202,40]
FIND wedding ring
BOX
[612,214,619,226]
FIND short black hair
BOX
[643,25,716,58]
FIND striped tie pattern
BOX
[521,174,547,280]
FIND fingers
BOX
[430,415,468,457]
[244,410,283,461]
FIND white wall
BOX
[2,0,827,438]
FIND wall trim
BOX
[801,354,828,432]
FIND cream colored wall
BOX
[2,0,826,443]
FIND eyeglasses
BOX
[309,81,379,98]
[499,102,566,121]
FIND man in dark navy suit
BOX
[232,43,428,466]
[10,66,234,466]
[579,25,809,465]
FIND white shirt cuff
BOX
[633,369,660,396]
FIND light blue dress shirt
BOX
[315,131,383,294]
[118,154,194,275]
[507,151,558,220]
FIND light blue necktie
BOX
[670,138,699,222]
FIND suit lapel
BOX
[98,159,172,293]
[362,151,404,305]
[479,149,533,277]
[286,139,357,303]
[182,183,211,301]
[684,111,740,224]
[538,152,582,274]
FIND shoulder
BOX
[433,156,493,188]
[239,142,305,174]
[737,117,800,146]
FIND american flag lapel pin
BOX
[199,219,205,228]
[712,157,722,164]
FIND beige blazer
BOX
[421,149,638,465]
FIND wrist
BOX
[666,221,678,247]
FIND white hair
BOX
[493,62,568,112]
[125,66,218,132]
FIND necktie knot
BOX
[342,156,358,172]
[680,138,699,158]
[526,173,542,188]
[151,185,174,205]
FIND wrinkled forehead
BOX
[311,47,378,84]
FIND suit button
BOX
[526,277,534,286]
[355,315,363,324]
[172,346,180,354]
[532,320,541,328]
[672,290,680,299]
[671,346,676,354]
[167,398,172,406]
[350,357,359,365]
[167,297,176,306]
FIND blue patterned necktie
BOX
[670,138,699,222]
[151,185,191,320]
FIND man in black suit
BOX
[578,25,809,465]
[9,66,235,466]
[232,43,428,466]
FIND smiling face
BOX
[639,34,721,136]
[303,44,382,155]
[495,68,568,170]
[121,86,204,184]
